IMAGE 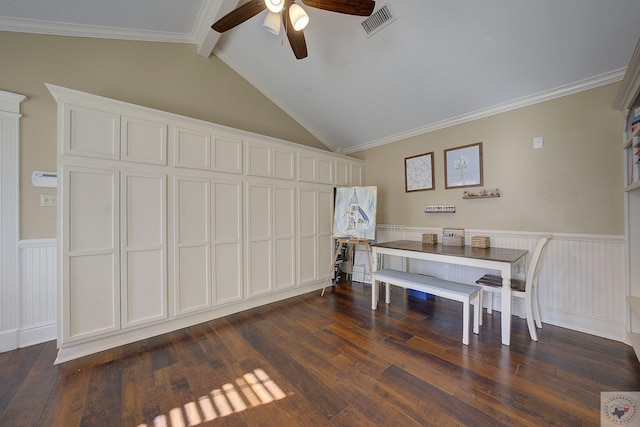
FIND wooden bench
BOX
[371,268,482,345]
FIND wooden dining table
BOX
[371,240,528,346]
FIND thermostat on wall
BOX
[31,171,57,188]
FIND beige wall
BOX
[0,31,326,239]
[354,83,625,235]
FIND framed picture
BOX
[404,152,434,192]
[444,142,483,189]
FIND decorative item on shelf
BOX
[463,188,501,199]
[471,236,490,248]
[442,227,464,246]
[422,233,437,244]
[425,204,455,213]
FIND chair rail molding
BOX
[0,90,26,352]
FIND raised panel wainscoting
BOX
[47,84,364,363]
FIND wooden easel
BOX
[321,238,374,296]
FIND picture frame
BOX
[404,152,435,192]
[444,142,483,189]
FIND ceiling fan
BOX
[212,0,376,60]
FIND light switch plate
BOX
[533,137,544,149]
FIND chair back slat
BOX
[525,235,552,292]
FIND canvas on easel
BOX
[333,186,377,240]
[322,186,377,296]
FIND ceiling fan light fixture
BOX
[265,0,284,13]
[263,11,281,35]
[289,3,309,31]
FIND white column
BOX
[0,90,26,352]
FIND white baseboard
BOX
[0,329,18,353]
[540,306,627,343]
[18,322,57,348]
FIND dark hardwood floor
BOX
[1,280,639,426]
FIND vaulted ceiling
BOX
[2,0,640,153]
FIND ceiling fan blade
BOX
[301,0,375,16]
[282,6,308,60]
[212,0,267,33]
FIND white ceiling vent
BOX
[361,4,395,37]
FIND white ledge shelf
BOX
[462,194,500,199]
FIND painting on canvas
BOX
[332,186,377,240]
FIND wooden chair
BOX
[476,236,551,341]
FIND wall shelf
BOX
[462,194,500,199]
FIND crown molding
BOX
[345,68,626,154]
[0,16,195,44]
[613,38,640,110]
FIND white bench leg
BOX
[473,291,481,333]
[462,298,470,345]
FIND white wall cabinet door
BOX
[335,161,349,186]
[297,186,333,286]
[62,166,120,343]
[121,116,167,165]
[274,149,295,181]
[121,172,167,328]
[274,186,296,290]
[212,180,243,304]
[297,187,317,285]
[246,182,272,297]
[212,134,243,174]
[174,176,211,315]
[351,164,363,186]
[50,85,364,362]
[63,104,120,159]
[317,187,334,283]
[174,126,211,170]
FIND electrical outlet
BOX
[40,194,56,207]
[533,137,544,149]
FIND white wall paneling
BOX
[246,182,273,297]
[212,134,243,175]
[64,104,119,159]
[174,175,211,315]
[62,166,120,343]
[274,186,296,290]
[335,160,349,186]
[48,84,363,362]
[298,187,318,285]
[297,186,334,287]
[351,164,363,186]
[375,225,626,342]
[19,239,57,347]
[298,153,335,185]
[121,172,167,327]
[174,126,211,170]
[212,179,243,305]
[121,115,167,165]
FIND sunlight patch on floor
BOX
[137,368,287,427]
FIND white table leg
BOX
[371,248,378,310]
[501,270,512,346]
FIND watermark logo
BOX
[601,392,640,426]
